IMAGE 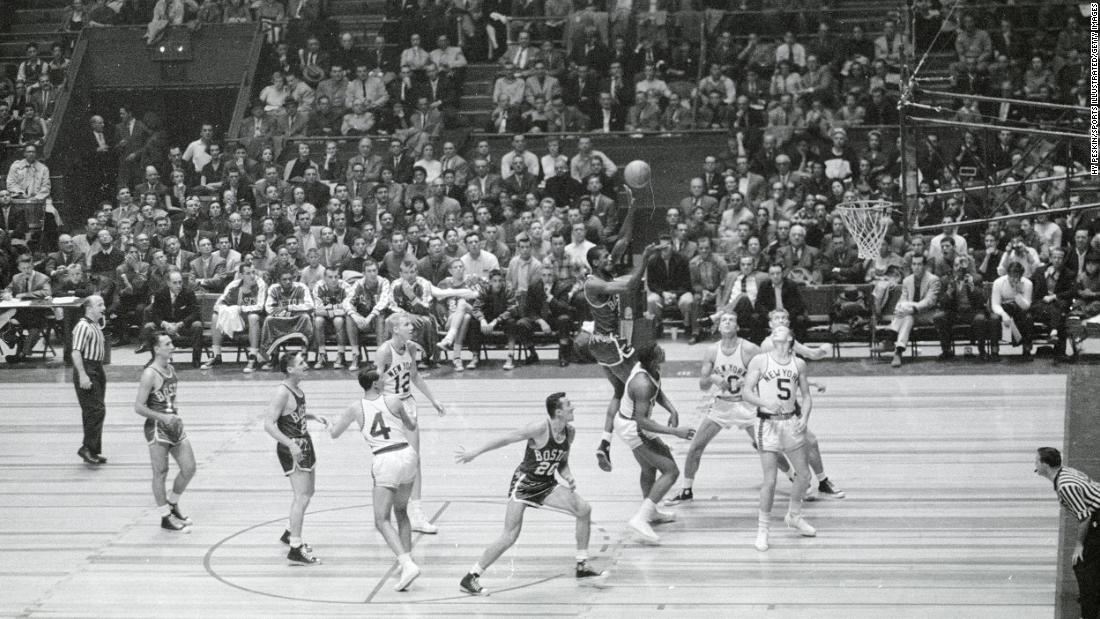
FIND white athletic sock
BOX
[600,431,612,444]
[683,478,694,490]
[397,552,413,567]
[289,536,302,548]
[157,504,171,517]
[637,498,657,520]
[470,562,484,576]
[168,491,181,504]
[575,550,588,563]
[757,511,770,529]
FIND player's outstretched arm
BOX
[409,362,446,415]
[586,242,660,297]
[609,188,638,263]
[328,403,365,439]
[454,419,543,463]
[699,345,721,391]
[793,340,829,361]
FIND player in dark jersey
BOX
[582,241,661,473]
[455,392,607,596]
[134,332,196,532]
[264,351,328,565]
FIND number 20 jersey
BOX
[515,421,571,484]
[360,396,411,452]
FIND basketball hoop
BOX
[836,200,896,260]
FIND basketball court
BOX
[0,356,1069,617]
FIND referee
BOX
[73,295,108,466]
[1036,446,1100,619]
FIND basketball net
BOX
[836,201,894,260]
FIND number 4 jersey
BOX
[509,421,573,507]
[360,394,412,452]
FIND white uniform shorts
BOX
[400,396,418,420]
[613,414,651,450]
[705,398,756,431]
[754,415,806,454]
[372,446,418,488]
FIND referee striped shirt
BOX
[72,317,106,363]
[1054,467,1100,522]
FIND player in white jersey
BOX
[376,312,448,533]
[329,364,422,592]
[760,308,845,500]
[613,344,694,543]
[665,311,760,505]
[741,326,817,551]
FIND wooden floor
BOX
[0,371,1065,618]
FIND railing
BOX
[226,20,269,141]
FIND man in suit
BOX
[501,158,540,199]
[388,65,421,108]
[406,96,443,151]
[139,270,204,367]
[226,213,254,255]
[469,159,503,199]
[974,230,1005,283]
[439,141,469,187]
[1065,228,1092,279]
[878,253,942,368]
[363,34,397,76]
[0,188,28,244]
[1031,246,1075,359]
[775,224,822,284]
[114,105,148,190]
[588,92,625,133]
[562,64,600,117]
[570,28,610,74]
[386,138,416,184]
[189,237,228,292]
[599,61,634,112]
[645,234,694,338]
[679,178,721,225]
[1,254,51,363]
[162,236,195,274]
[237,103,277,160]
[500,30,539,75]
[753,263,809,343]
[345,136,383,185]
[81,115,116,210]
[731,155,767,208]
[422,63,457,111]
[46,234,86,278]
[316,226,351,270]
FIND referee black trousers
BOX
[1075,512,1100,619]
[74,361,107,455]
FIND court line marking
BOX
[364,501,451,603]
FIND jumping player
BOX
[582,241,660,472]
[666,312,761,505]
[741,326,817,551]
[614,344,694,543]
[133,332,196,532]
[376,312,448,533]
[263,351,327,565]
[455,392,606,596]
[759,309,845,500]
[329,365,422,592]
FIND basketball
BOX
[624,160,651,188]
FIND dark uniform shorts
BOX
[277,435,316,475]
[578,331,634,367]
[144,416,188,446]
[508,470,557,507]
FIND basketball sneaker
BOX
[168,502,191,524]
[804,479,819,502]
[161,514,191,532]
[818,478,846,498]
[663,488,693,506]
[287,545,320,566]
[200,355,222,370]
[596,441,612,472]
[649,507,677,524]
[627,515,660,543]
[754,527,769,552]
[784,513,817,537]
[243,357,257,373]
[279,530,312,552]
[410,506,439,534]
[576,561,608,586]
[394,561,421,591]
[460,573,488,596]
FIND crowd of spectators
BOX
[2,0,1100,369]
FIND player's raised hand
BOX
[454,445,474,463]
